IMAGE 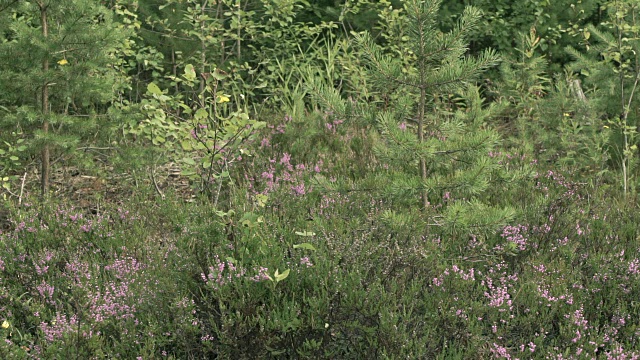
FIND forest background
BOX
[1,0,640,358]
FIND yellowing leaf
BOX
[255,194,268,207]
[216,95,230,103]
[184,64,196,82]
[147,82,162,96]
[273,269,290,283]
[181,141,193,151]
[57,59,68,65]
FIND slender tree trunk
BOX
[39,1,50,197]
[236,0,241,60]
[217,0,225,65]
[172,49,181,117]
[199,1,208,109]
[419,86,428,209]
[416,7,428,210]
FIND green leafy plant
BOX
[0,127,28,199]
[567,0,640,197]
[128,64,264,203]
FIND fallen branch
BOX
[18,172,27,206]
[150,167,165,200]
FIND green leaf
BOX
[212,69,228,81]
[293,243,316,251]
[268,349,286,356]
[195,108,209,120]
[182,157,196,165]
[147,82,162,96]
[184,64,196,82]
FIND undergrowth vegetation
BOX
[1,112,640,358]
[2,0,640,359]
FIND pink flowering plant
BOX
[3,1,640,358]
[2,110,640,358]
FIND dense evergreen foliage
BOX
[1,0,640,358]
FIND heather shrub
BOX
[2,0,640,359]
[2,108,640,358]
